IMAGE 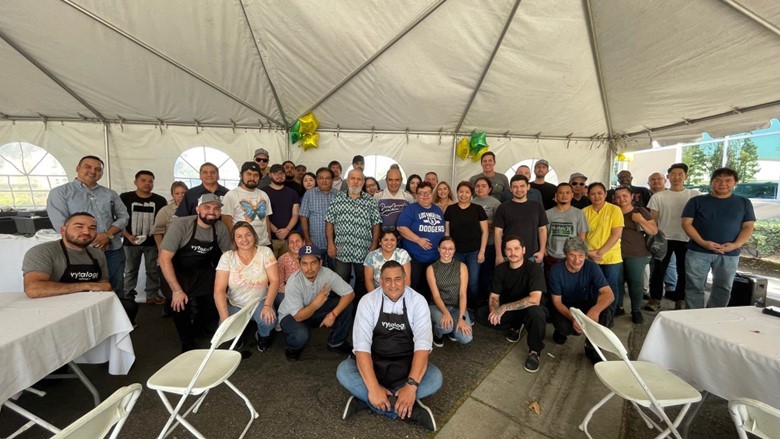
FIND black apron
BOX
[162,219,222,298]
[58,240,101,283]
[371,297,415,389]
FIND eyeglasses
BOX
[255,158,269,163]
[417,191,432,197]
[570,182,586,186]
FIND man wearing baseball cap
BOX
[253,148,272,188]
[221,161,273,246]
[531,159,557,210]
[159,193,232,351]
[277,244,355,362]
[569,172,591,209]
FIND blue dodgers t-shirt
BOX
[548,259,609,306]
[681,194,756,256]
[397,202,445,263]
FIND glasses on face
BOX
[255,157,269,163]
[417,191,432,197]
[570,182,586,186]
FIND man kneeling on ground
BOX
[548,236,614,364]
[277,244,354,362]
[337,261,442,431]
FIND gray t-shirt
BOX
[469,173,510,201]
[22,240,109,280]
[161,215,232,253]
[277,266,352,321]
[472,196,502,245]
[546,207,589,259]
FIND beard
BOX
[65,233,93,249]
[199,214,219,226]
[348,185,362,195]
[243,179,258,189]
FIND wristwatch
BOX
[106,231,114,239]
[406,377,419,387]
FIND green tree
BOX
[681,143,712,185]
[681,138,761,185]
[726,138,760,182]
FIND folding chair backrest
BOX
[211,296,261,348]
[570,308,628,359]
[52,383,142,439]
[729,398,780,439]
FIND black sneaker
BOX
[447,332,457,342]
[614,306,625,317]
[233,337,244,350]
[342,396,368,420]
[257,335,273,352]
[328,342,353,357]
[524,351,540,373]
[285,349,301,362]
[552,331,567,345]
[506,328,521,343]
[432,335,444,348]
[631,310,644,324]
[408,400,437,431]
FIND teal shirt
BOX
[325,191,381,263]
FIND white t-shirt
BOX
[647,188,699,241]
[216,247,277,308]
[222,187,273,246]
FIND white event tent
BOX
[1,0,780,194]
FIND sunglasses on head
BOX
[255,158,269,163]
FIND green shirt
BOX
[325,191,381,263]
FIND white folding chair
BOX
[729,397,780,439]
[570,307,701,439]
[147,297,261,439]
[52,383,142,439]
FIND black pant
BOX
[550,298,612,337]
[166,294,218,352]
[333,259,367,303]
[476,305,548,353]
[410,258,433,303]
[650,240,688,302]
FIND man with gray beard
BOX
[159,194,232,351]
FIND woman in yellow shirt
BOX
[582,182,624,319]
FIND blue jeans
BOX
[429,305,473,344]
[685,250,739,309]
[280,297,353,351]
[598,263,623,312]
[228,304,276,338]
[336,358,443,419]
[455,251,480,310]
[123,245,161,299]
[105,247,126,297]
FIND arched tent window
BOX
[345,155,407,187]
[0,142,68,209]
[505,159,559,185]
[173,147,240,190]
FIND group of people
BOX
[20,149,755,432]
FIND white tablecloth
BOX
[0,292,136,403]
[0,232,146,295]
[638,306,780,409]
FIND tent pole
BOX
[103,122,111,188]
[582,0,614,139]
[454,0,523,134]
[450,134,457,185]
[238,0,289,127]
[301,0,448,116]
[720,0,780,38]
[0,30,106,123]
[59,0,284,127]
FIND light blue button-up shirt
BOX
[46,179,129,250]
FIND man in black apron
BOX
[336,261,441,432]
[23,212,112,297]
[159,194,231,352]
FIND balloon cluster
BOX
[290,112,320,151]
[456,131,489,162]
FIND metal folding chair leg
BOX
[156,391,207,439]
[2,401,61,436]
[579,391,615,439]
[224,380,259,439]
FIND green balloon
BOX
[290,120,302,144]
[470,131,487,152]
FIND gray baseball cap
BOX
[254,148,270,158]
[569,172,588,181]
[197,193,223,207]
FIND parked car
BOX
[733,182,779,200]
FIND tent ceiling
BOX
[1,0,780,144]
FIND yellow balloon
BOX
[298,112,319,135]
[300,133,319,151]
[472,146,489,162]
[456,138,470,160]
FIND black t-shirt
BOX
[607,185,652,208]
[120,191,168,246]
[493,200,549,255]
[491,260,546,304]
[444,203,487,253]
[284,179,305,198]
[530,181,557,210]
[262,185,301,229]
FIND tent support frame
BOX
[454,0,523,134]
[0,30,107,123]
[301,0,449,117]
[720,0,780,38]
[238,0,289,127]
[582,0,614,139]
[59,0,284,127]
